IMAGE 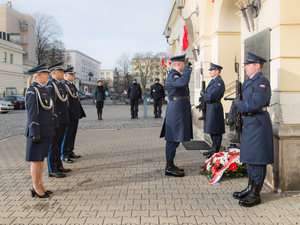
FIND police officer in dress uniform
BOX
[232,52,273,207]
[202,63,225,158]
[127,79,142,119]
[150,78,165,118]
[61,67,86,163]
[160,54,193,177]
[46,62,71,178]
[26,63,56,198]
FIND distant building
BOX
[117,73,132,93]
[100,69,118,91]
[63,50,101,92]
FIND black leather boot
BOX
[239,182,262,207]
[165,160,185,177]
[203,144,220,157]
[233,178,254,199]
[97,109,100,120]
[99,109,103,120]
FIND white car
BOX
[0,99,14,113]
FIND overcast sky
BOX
[9,0,173,70]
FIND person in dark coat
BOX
[202,63,225,158]
[25,63,56,198]
[94,80,106,120]
[127,79,142,119]
[46,62,71,178]
[150,78,165,118]
[232,52,273,207]
[160,54,193,177]
[61,67,86,163]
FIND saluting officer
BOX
[46,62,71,178]
[150,78,165,118]
[202,63,225,158]
[160,54,193,177]
[61,67,86,163]
[232,52,273,207]
[25,63,56,198]
[127,79,142,119]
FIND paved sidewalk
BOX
[0,105,300,225]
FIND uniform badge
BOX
[260,84,265,88]
[218,83,221,86]
[174,75,179,78]
[45,99,48,104]
[62,94,64,98]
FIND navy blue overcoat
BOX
[160,66,193,142]
[237,71,274,165]
[203,75,225,134]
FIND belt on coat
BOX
[207,99,221,104]
[169,96,190,101]
[241,107,268,117]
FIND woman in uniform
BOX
[25,63,56,198]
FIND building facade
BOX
[100,69,118,90]
[63,50,101,92]
[164,0,300,192]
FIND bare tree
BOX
[116,53,131,91]
[34,12,65,65]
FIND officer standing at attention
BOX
[25,63,56,198]
[160,54,193,177]
[232,52,273,207]
[61,67,86,163]
[46,62,71,178]
[202,63,225,158]
[150,78,165,118]
[127,79,142,119]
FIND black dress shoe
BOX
[63,158,73,163]
[69,154,81,158]
[31,188,50,198]
[44,190,53,194]
[131,116,134,119]
[58,167,71,173]
[49,172,66,178]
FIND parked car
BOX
[79,93,88,100]
[121,90,127,99]
[3,95,26,109]
[0,99,14,113]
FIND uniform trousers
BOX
[153,99,162,117]
[210,134,222,147]
[47,123,68,173]
[165,141,180,161]
[247,164,267,185]
[130,99,139,117]
[61,120,79,159]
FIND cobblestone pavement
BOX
[0,104,300,225]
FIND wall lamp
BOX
[192,45,200,62]
[176,0,199,21]
[237,0,261,32]
[164,26,179,46]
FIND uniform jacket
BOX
[203,75,225,134]
[62,79,86,121]
[94,86,106,101]
[46,77,70,125]
[237,71,274,165]
[127,83,142,100]
[25,81,55,138]
[160,66,193,142]
[150,83,165,100]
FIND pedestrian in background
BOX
[202,63,225,158]
[46,62,71,178]
[127,79,142,119]
[61,67,86,162]
[94,80,106,120]
[160,54,193,177]
[25,63,56,198]
[232,52,273,207]
[150,78,165,118]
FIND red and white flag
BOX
[211,0,215,3]
[181,18,189,51]
[161,58,167,68]
[166,44,173,65]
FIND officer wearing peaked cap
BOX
[25,63,55,197]
[150,78,165,118]
[61,67,86,162]
[127,78,142,119]
[232,52,273,207]
[46,62,71,178]
[202,63,225,158]
[160,54,193,177]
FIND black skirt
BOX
[96,101,104,109]
[26,137,51,162]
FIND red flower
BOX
[228,162,238,171]
[215,152,224,157]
